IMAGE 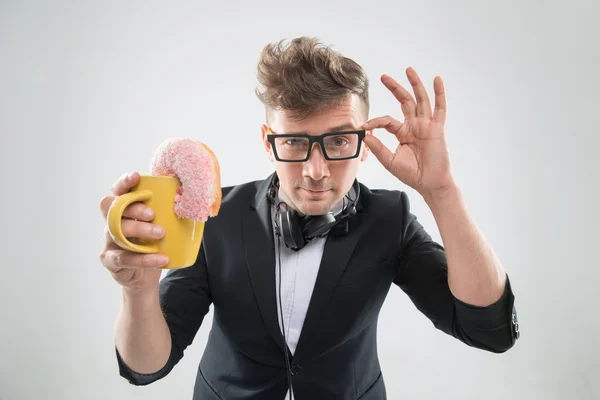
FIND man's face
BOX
[261,95,371,216]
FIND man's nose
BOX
[302,144,329,181]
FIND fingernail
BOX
[152,226,164,237]
[144,208,154,219]
[127,172,134,181]
[157,255,169,265]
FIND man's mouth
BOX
[302,188,330,194]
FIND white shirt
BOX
[271,189,345,400]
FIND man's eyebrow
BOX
[325,123,358,132]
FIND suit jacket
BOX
[116,172,519,399]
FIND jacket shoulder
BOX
[220,179,262,203]
[359,183,411,214]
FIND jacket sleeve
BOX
[393,191,519,353]
[115,241,213,385]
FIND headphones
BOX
[267,173,360,251]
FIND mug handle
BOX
[107,189,159,253]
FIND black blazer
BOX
[116,172,519,399]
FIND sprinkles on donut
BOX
[149,137,222,223]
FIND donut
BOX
[150,137,222,222]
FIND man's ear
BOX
[261,124,275,162]
[360,129,372,162]
[261,124,268,143]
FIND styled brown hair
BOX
[255,37,369,122]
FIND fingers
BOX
[100,223,168,270]
[381,68,443,121]
[381,74,416,119]
[405,67,432,118]
[362,135,395,172]
[104,219,165,245]
[432,76,447,125]
[362,115,406,141]
[100,196,114,219]
[123,219,165,240]
[100,196,155,221]
[111,171,140,196]
[100,247,169,270]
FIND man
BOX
[99,37,519,399]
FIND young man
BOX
[99,37,519,399]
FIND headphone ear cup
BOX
[280,209,305,250]
[302,213,337,239]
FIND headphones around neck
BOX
[267,174,360,251]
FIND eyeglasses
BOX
[266,127,366,162]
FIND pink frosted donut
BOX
[150,137,222,222]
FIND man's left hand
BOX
[362,67,456,200]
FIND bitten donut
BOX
[150,137,222,222]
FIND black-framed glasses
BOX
[266,127,366,162]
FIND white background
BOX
[1,0,598,399]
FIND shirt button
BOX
[290,364,301,376]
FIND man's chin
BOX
[296,200,333,216]
[292,189,336,215]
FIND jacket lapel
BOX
[242,174,287,353]
[293,198,371,362]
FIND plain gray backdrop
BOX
[1,0,598,399]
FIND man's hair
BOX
[255,36,369,122]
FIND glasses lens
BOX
[273,136,310,161]
[323,133,360,159]
[273,132,360,161]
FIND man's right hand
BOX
[99,172,169,293]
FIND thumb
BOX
[363,135,394,172]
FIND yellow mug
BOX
[107,175,204,269]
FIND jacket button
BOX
[512,307,520,339]
[290,364,301,376]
